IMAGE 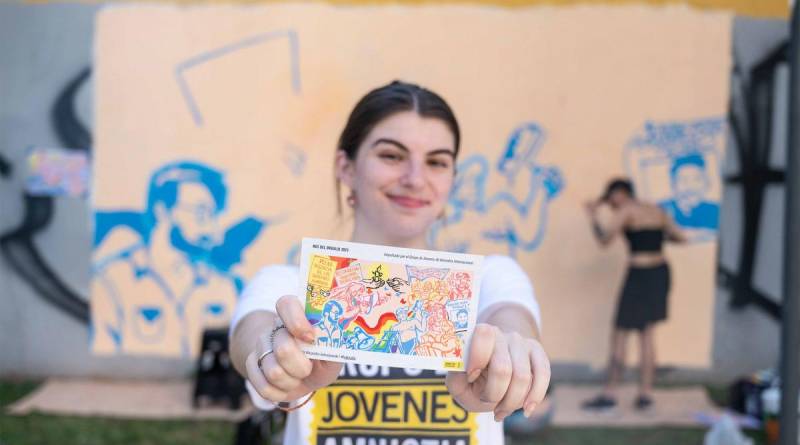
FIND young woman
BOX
[583,179,686,411]
[229,81,550,444]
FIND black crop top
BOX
[624,228,664,253]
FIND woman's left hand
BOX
[445,323,551,421]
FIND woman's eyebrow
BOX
[427,149,455,158]
[371,138,409,152]
[372,138,455,158]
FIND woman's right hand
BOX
[245,295,343,403]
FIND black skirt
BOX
[614,263,671,330]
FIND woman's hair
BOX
[602,178,635,202]
[335,80,461,213]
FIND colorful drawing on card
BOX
[298,238,482,371]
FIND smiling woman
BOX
[330,81,462,248]
[229,81,549,445]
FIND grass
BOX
[0,414,234,445]
[512,427,741,444]
[0,380,767,445]
[0,381,233,445]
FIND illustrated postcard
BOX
[298,238,483,371]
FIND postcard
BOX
[298,238,483,371]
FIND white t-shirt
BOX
[231,255,541,445]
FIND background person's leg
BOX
[636,324,656,409]
[604,328,629,396]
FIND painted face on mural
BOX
[166,182,221,252]
[673,164,708,203]
[339,111,456,241]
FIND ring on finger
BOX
[257,348,273,370]
[257,322,287,370]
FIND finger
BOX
[259,351,303,392]
[480,328,512,405]
[273,327,313,379]
[276,295,315,343]
[445,371,469,402]
[245,352,287,402]
[465,323,496,383]
[523,340,552,417]
[494,333,533,420]
[305,359,344,390]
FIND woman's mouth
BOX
[386,194,430,209]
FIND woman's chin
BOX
[380,215,435,242]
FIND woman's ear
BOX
[335,150,355,189]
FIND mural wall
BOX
[90,3,731,367]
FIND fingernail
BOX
[494,411,508,422]
[304,332,315,343]
[524,401,537,418]
[467,369,481,383]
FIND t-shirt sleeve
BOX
[229,265,299,337]
[478,255,542,332]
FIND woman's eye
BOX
[427,158,451,169]
[379,152,404,162]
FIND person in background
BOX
[583,178,686,411]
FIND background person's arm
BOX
[586,201,628,246]
[663,209,689,244]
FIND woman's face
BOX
[607,189,631,209]
[338,111,456,242]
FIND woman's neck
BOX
[350,217,429,249]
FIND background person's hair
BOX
[601,178,635,202]
[335,80,461,214]
[669,152,707,180]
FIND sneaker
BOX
[581,394,617,411]
[634,395,653,411]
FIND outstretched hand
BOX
[446,323,551,421]
[245,295,342,403]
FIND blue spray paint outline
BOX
[622,118,725,239]
[175,29,301,127]
[429,122,565,256]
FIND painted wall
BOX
[0,0,789,378]
[0,3,194,378]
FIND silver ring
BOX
[270,323,287,338]
[257,322,286,370]
[257,349,273,370]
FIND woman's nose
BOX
[400,160,425,188]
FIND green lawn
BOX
[1,380,766,445]
[511,427,766,445]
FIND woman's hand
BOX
[445,323,551,421]
[244,295,342,403]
